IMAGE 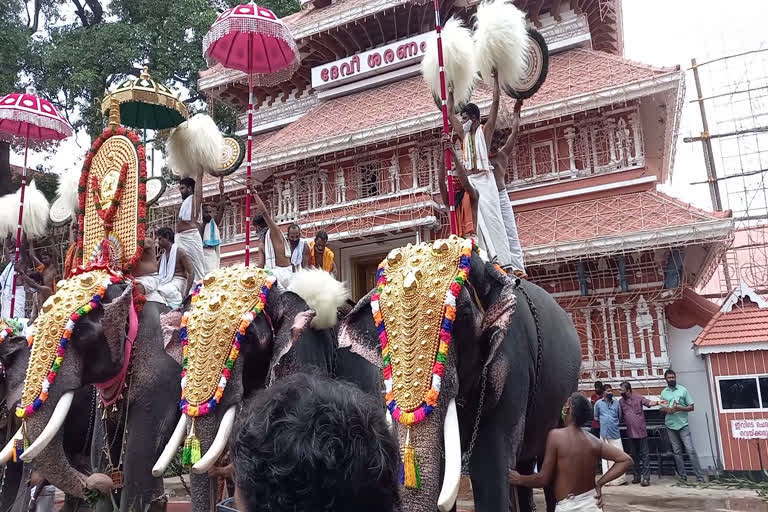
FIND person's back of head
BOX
[231,373,400,512]
[569,392,593,427]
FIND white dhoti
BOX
[270,266,294,290]
[555,489,602,512]
[137,274,186,309]
[601,437,627,486]
[175,228,207,283]
[0,263,25,318]
[468,171,512,267]
[203,246,220,275]
[498,190,525,272]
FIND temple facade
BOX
[154,0,733,460]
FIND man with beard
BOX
[176,177,206,283]
[251,189,293,287]
[288,223,309,272]
[156,227,195,307]
[660,369,705,482]
[201,177,228,275]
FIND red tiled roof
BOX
[259,49,676,156]
[695,300,768,347]
[516,190,722,248]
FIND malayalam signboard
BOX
[731,419,768,439]
[311,31,434,90]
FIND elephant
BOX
[152,266,350,512]
[1,273,182,512]
[338,238,582,512]
[0,335,95,512]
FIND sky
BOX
[11,0,768,210]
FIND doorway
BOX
[352,254,386,300]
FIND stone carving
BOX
[388,155,400,193]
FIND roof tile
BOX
[695,303,768,347]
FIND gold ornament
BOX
[378,239,465,412]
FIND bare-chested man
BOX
[155,227,195,308]
[509,392,632,511]
[250,189,294,286]
[14,263,52,324]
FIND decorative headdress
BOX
[372,236,474,489]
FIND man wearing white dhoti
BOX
[447,72,514,268]
[176,177,206,283]
[201,177,228,275]
[0,260,25,318]
[251,190,294,289]
[156,227,195,308]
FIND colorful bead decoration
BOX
[179,272,276,417]
[373,238,473,428]
[16,273,122,419]
[0,318,23,343]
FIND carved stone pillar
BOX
[604,117,617,166]
[275,178,284,217]
[320,171,328,206]
[336,169,346,203]
[292,178,299,216]
[579,124,591,174]
[282,181,293,217]
[590,123,600,171]
[511,145,519,181]
[310,174,318,209]
[629,111,643,165]
[616,118,630,167]
[388,154,400,193]
[564,126,577,172]
[408,148,419,189]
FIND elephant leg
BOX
[469,415,511,512]
[512,459,536,512]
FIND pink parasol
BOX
[0,86,73,317]
[203,3,300,265]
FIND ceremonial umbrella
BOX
[0,86,73,317]
[203,3,300,265]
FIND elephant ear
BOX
[476,261,518,370]
[267,290,316,379]
[0,335,28,364]
[101,283,134,369]
[337,290,381,368]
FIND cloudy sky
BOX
[11,0,768,211]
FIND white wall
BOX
[666,324,720,471]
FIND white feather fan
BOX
[0,181,50,239]
[288,268,350,330]
[57,169,81,216]
[166,114,225,178]
[473,0,529,88]
[421,17,477,107]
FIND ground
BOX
[454,477,768,512]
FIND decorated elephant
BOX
[338,237,582,512]
[1,270,182,512]
[151,266,350,512]
[0,334,95,512]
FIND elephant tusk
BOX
[386,409,393,428]
[21,391,75,462]
[152,414,188,477]
[191,405,236,474]
[0,427,22,465]
[437,398,461,512]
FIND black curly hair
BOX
[231,373,400,512]
[569,392,593,427]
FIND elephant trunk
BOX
[17,393,87,498]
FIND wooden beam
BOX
[329,29,354,55]
[419,4,431,32]
[393,5,398,40]
[359,19,375,48]
[406,2,414,36]
[376,15,386,44]
[346,24,365,52]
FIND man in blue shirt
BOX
[659,369,705,482]
[594,384,626,486]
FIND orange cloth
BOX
[63,243,77,280]
[308,242,335,272]
[36,263,57,293]
[452,178,475,237]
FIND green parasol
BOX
[101,67,189,131]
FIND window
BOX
[717,375,768,411]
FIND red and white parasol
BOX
[0,86,73,317]
[203,3,300,265]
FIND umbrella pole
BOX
[9,130,29,318]
[244,74,253,266]
[433,0,458,235]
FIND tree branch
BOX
[31,0,42,32]
[82,0,103,24]
[183,94,204,105]
[173,74,190,84]
[70,0,90,26]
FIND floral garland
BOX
[0,318,23,343]
[374,238,474,427]
[15,273,123,419]
[77,125,147,272]
[179,271,276,417]
[91,162,128,230]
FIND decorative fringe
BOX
[401,428,421,490]
[166,114,225,178]
[12,423,27,463]
[182,419,201,467]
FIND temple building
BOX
[152,0,733,468]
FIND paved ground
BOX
[455,477,768,512]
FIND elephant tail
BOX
[288,269,350,329]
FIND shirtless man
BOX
[250,190,294,286]
[438,132,478,238]
[156,227,195,302]
[14,263,52,324]
[28,241,57,293]
[509,392,632,511]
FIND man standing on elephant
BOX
[510,392,632,511]
[619,381,665,486]
[176,177,207,283]
[593,384,626,486]
[660,369,705,482]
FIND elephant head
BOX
[338,238,519,512]
[1,269,182,511]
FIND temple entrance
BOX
[352,254,386,300]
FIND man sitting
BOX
[155,227,194,308]
[510,392,632,512]
[308,230,335,275]
[231,373,400,512]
